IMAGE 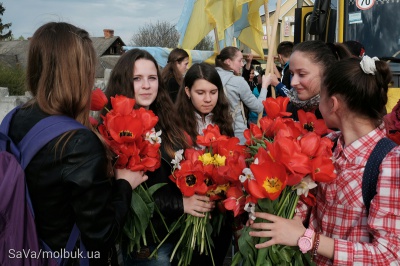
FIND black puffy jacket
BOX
[8,105,132,265]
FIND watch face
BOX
[299,237,312,250]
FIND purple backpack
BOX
[0,107,88,266]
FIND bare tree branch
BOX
[194,35,214,51]
[130,20,179,48]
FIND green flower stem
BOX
[191,216,197,249]
[170,215,191,262]
[149,214,184,259]
[255,188,299,264]
[287,194,300,220]
[255,235,269,265]
[205,221,215,266]
[276,187,291,217]
[200,213,208,254]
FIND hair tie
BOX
[360,55,379,75]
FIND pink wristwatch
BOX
[298,228,314,253]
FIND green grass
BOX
[0,63,26,95]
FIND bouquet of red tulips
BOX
[153,124,247,266]
[231,97,337,266]
[90,88,165,253]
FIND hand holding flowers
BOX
[230,97,336,266]
[115,168,148,190]
[90,88,165,254]
[153,124,247,266]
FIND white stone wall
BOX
[0,87,31,123]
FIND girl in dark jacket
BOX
[105,49,214,266]
[175,63,235,266]
[7,22,147,265]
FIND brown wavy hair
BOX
[215,46,240,74]
[161,48,189,86]
[175,62,234,147]
[26,22,96,127]
[105,48,189,157]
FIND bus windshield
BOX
[344,0,400,58]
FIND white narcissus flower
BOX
[171,149,184,170]
[294,175,317,197]
[145,129,162,144]
[239,168,255,183]
[244,202,256,220]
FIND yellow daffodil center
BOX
[198,153,214,165]
[213,183,229,195]
[263,177,283,193]
[198,153,226,166]
[213,154,226,166]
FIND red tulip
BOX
[90,88,108,111]
[223,187,245,217]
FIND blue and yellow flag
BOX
[176,0,266,58]
[176,0,214,50]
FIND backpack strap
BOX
[362,137,397,214]
[2,108,89,266]
[18,115,86,169]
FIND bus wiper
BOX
[379,57,400,63]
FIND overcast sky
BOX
[2,0,186,44]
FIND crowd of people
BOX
[3,21,399,266]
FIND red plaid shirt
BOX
[297,124,400,265]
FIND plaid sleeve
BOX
[333,147,400,265]
[295,199,311,223]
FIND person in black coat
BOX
[105,49,214,266]
[8,22,147,266]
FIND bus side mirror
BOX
[309,0,331,35]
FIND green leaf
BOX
[294,251,304,266]
[231,252,243,266]
[237,226,256,257]
[302,251,315,266]
[131,190,151,232]
[268,246,280,264]
[257,198,275,214]
[147,183,167,196]
[279,246,296,262]
[247,252,256,266]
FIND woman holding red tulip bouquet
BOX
[174,62,238,266]
[6,22,148,266]
[249,56,400,265]
[105,49,215,266]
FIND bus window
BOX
[344,0,400,58]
